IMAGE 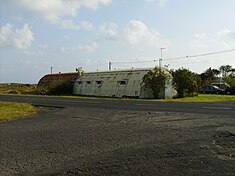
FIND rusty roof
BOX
[38,72,80,86]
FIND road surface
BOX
[0,95,235,175]
[0,95,235,116]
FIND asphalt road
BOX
[0,95,235,116]
[0,95,235,175]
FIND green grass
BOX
[56,94,235,102]
[161,94,235,102]
[62,94,235,102]
[0,101,37,122]
[0,83,37,95]
[3,93,235,103]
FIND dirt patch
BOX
[211,131,235,161]
[213,131,235,148]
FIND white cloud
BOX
[79,21,94,31]
[217,29,235,39]
[21,50,44,56]
[56,20,94,31]
[191,33,209,50]
[145,0,167,7]
[193,33,207,40]
[0,23,34,49]
[217,29,235,48]
[61,42,98,53]
[99,23,119,40]
[2,1,108,30]
[60,19,80,30]
[191,29,235,52]
[39,44,47,49]
[63,35,69,40]
[124,20,166,47]
[6,0,112,23]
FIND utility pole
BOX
[108,61,112,70]
[50,67,53,74]
[159,48,165,68]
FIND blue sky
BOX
[0,0,235,83]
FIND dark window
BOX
[96,81,102,84]
[86,81,91,84]
[119,81,126,85]
[78,81,82,84]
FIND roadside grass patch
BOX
[0,101,37,122]
[63,94,232,102]
[6,94,235,103]
[58,94,235,102]
[163,94,235,102]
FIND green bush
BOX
[172,68,201,98]
[143,67,168,98]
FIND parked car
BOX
[225,87,235,95]
[211,82,230,89]
[199,85,224,94]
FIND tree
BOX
[143,67,168,98]
[172,68,201,98]
[200,67,220,85]
[223,67,235,87]
[219,65,232,77]
[224,76,235,87]
[230,68,235,77]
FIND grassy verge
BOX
[161,94,235,102]
[0,101,37,122]
[2,93,235,103]
[53,94,235,102]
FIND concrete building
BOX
[73,68,175,99]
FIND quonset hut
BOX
[37,72,80,94]
[73,68,175,99]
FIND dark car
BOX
[199,85,224,94]
[225,87,235,95]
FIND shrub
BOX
[172,68,201,98]
[143,67,168,98]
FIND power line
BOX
[50,49,235,72]
[165,48,235,61]
[111,48,235,64]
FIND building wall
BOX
[73,69,150,97]
[73,69,174,99]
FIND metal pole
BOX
[159,48,165,68]
[159,58,162,68]
[50,67,53,74]
[108,61,112,70]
